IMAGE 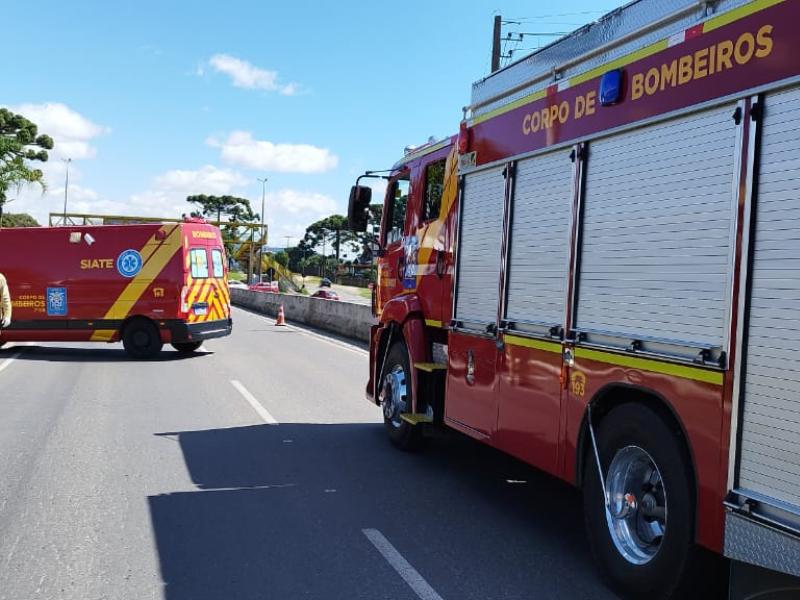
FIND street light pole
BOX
[62,158,72,225]
[256,177,268,282]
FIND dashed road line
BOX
[230,379,278,424]
[362,528,445,600]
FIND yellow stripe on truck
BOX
[702,0,784,33]
[91,329,116,342]
[90,224,182,340]
[504,334,563,354]
[573,347,724,386]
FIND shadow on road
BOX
[6,345,212,363]
[149,423,619,600]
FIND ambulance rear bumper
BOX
[169,318,232,343]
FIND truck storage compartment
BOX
[726,86,800,582]
[574,103,739,360]
[453,165,506,332]
[504,148,575,336]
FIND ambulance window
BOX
[422,159,445,222]
[190,248,209,278]
[211,249,224,277]
[385,176,410,245]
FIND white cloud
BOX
[128,165,251,217]
[7,178,102,226]
[208,131,338,173]
[365,179,387,202]
[51,183,99,203]
[0,101,108,224]
[153,164,249,195]
[258,189,340,244]
[207,54,299,96]
[268,189,337,216]
[7,102,109,160]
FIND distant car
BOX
[228,280,248,290]
[311,289,339,300]
[249,281,279,293]
[319,277,332,288]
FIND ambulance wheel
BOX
[122,319,163,359]
[380,341,423,451]
[583,403,696,599]
[172,341,203,354]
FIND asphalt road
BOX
[0,307,619,600]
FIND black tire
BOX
[171,341,203,354]
[583,403,696,599]
[122,319,163,359]
[380,341,423,451]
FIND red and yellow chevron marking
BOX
[91,224,182,341]
[185,277,230,323]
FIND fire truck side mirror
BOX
[348,185,372,232]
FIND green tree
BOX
[287,240,316,272]
[0,109,54,222]
[0,212,39,227]
[187,194,260,261]
[368,203,382,233]
[274,250,289,268]
[302,214,360,268]
[186,194,257,223]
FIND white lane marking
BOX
[236,307,368,357]
[362,528,445,600]
[230,379,278,425]
[0,350,23,375]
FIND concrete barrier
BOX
[231,288,376,342]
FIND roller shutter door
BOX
[576,104,738,348]
[454,166,506,330]
[505,150,574,329]
[739,87,800,506]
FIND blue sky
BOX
[4,0,615,245]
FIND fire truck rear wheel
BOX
[380,341,423,451]
[582,403,696,599]
[122,319,164,359]
[171,341,203,354]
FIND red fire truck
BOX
[0,219,232,358]
[349,0,800,597]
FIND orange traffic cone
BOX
[275,304,286,326]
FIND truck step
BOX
[414,362,447,373]
[400,413,434,425]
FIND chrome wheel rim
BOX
[379,364,407,429]
[605,445,667,565]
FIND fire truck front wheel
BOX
[583,403,696,599]
[122,318,164,359]
[380,341,423,451]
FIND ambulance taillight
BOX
[180,285,190,313]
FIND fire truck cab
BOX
[351,0,800,597]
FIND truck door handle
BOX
[435,249,445,279]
